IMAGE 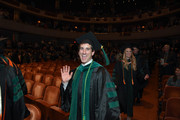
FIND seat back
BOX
[162,78,169,91]
[33,73,43,82]
[43,86,60,105]
[31,68,39,74]
[53,71,61,77]
[26,67,32,72]
[25,80,35,94]
[25,104,41,120]
[31,82,46,99]
[42,74,53,86]
[164,86,180,100]
[52,76,62,88]
[165,97,180,119]
[49,67,55,72]
[24,72,33,80]
[162,75,171,81]
[39,68,48,74]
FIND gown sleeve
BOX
[112,61,123,87]
[17,67,28,95]
[95,67,120,120]
[60,70,74,112]
[5,66,28,120]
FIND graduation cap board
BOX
[0,38,7,41]
[121,44,132,53]
[0,37,7,54]
[76,32,110,65]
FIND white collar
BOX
[82,59,93,66]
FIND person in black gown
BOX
[132,45,150,103]
[60,32,120,120]
[112,46,137,120]
[0,39,30,120]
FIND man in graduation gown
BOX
[60,32,120,120]
[132,45,150,103]
[0,40,30,120]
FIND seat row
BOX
[19,60,79,71]
[24,71,61,89]
[25,82,69,120]
[158,75,180,120]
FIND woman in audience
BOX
[166,66,180,87]
[112,45,137,120]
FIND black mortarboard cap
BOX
[121,44,132,53]
[76,32,110,65]
[76,32,101,51]
[0,37,7,54]
[132,43,140,49]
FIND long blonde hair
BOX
[122,48,136,71]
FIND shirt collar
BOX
[82,59,93,66]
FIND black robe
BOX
[135,54,150,89]
[60,61,120,120]
[112,60,137,117]
[0,62,29,120]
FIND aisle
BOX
[133,63,159,120]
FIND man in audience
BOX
[159,44,177,77]
[60,32,120,120]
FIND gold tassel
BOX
[131,65,134,85]
[123,79,126,85]
[132,79,134,85]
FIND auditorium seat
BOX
[42,74,53,86]
[161,86,180,111]
[158,78,169,97]
[164,97,180,120]
[161,75,171,81]
[24,72,33,80]
[48,106,69,120]
[24,104,41,120]
[48,67,55,73]
[20,64,26,69]
[48,93,69,120]
[26,67,32,72]
[25,82,46,104]
[31,68,39,74]
[39,68,48,74]
[33,73,43,82]
[25,80,35,94]
[52,76,62,88]
[53,71,61,77]
[35,86,60,120]
[31,62,39,67]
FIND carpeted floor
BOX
[133,63,159,120]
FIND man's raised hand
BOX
[61,65,73,82]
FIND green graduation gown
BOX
[60,61,120,120]
[0,62,28,120]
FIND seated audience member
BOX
[159,44,176,76]
[166,66,180,87]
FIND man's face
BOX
[133,47,139,55]
[175,68,180,76]
[79,43,95,64]
[164,45,170,52]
